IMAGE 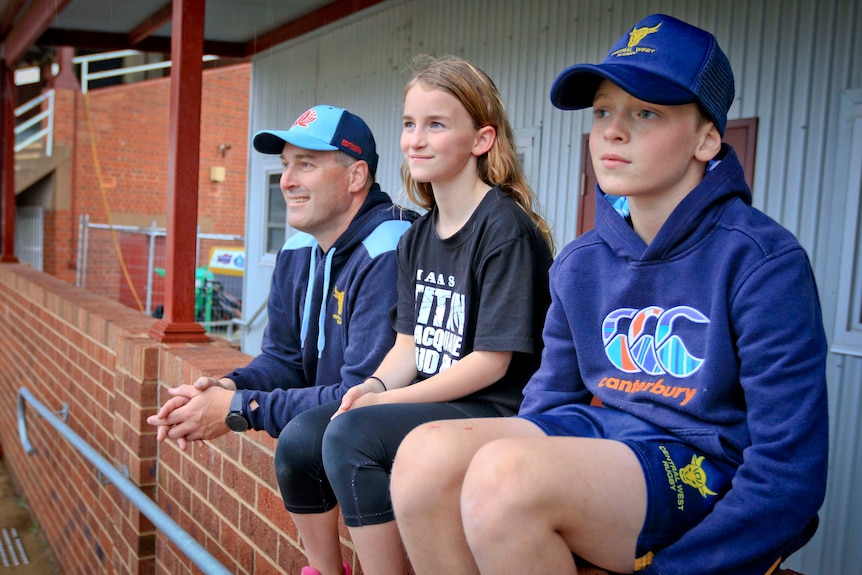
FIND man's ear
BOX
[695,122,723,162]
[472,125,496,157]
[347,160,371,192]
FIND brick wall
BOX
[45,62,251,287]
[0,263,360,574]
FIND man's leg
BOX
[276,402,345,574]
[291,509,346,575]
[462,437,646,574]
[345,521,406,575]
[390,417,545,575]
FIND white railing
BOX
[73,49,219,94]
[13,50,221,157]
[14,89,54,156]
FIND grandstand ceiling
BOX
[1,0,390,342]
[0,0,386,63]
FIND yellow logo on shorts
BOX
[680,455,717,498]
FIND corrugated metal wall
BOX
[246,1,862,573]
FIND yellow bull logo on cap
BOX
[628,22,661,47]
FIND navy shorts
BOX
[519,404,737,565]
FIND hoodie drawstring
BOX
[318,248,335,358]
[299,243,335,358]
[300,246,317,349]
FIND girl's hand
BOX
[331,379,386,419]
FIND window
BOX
[832,89,862,357]
[265,172,286,254]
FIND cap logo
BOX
[627,22,661,47]
[609,22,662,59]
[341,139,362,155]
[292,109,317,128]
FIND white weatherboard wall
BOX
[243,1,862,573]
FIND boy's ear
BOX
[695,122,723,162]
[472,125,496,157]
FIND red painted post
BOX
[149,0,209,343]
[0,60,18,263]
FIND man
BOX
[148,104,415,447]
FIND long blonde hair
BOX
[401,55,554,253]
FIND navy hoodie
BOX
[226,185,416,437]
[520,146,828,574]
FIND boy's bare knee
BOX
[461,440,537,530]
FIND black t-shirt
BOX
[394,187,553,414]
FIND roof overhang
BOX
[0,0,386,64]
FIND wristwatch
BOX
[225,390,249,432]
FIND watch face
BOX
[226,413,248,432]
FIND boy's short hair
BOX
[549,13,734,135]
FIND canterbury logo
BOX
[602,305,708,378]
[627,23,661,47]
[292,109,317,128]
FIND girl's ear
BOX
[694,122,722,162]
[472,125,496,157]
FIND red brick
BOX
[1,263,320,574]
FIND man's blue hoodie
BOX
[226,185,416,437]
[520,146,828,574]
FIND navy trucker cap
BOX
[549,14,735,135]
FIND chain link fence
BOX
[76,215,245,342]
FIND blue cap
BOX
[253,105,379,175]
[550,14,734,135]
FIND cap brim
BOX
[550,63,697,110]
[252,129,339,155]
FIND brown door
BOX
[577,118,758,235]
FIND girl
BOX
[275,55,554,575]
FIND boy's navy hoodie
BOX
[520,146,828,574]
[226,185,416,437]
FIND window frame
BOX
[831,89,862,357]
[264,170,287,255]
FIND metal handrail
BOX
[73,49,219,94]
[226,298,268,341]
[14,89,54,156]
[16,387,231,575]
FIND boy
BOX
[390,14,828,575]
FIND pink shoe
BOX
[300,562,351,575]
